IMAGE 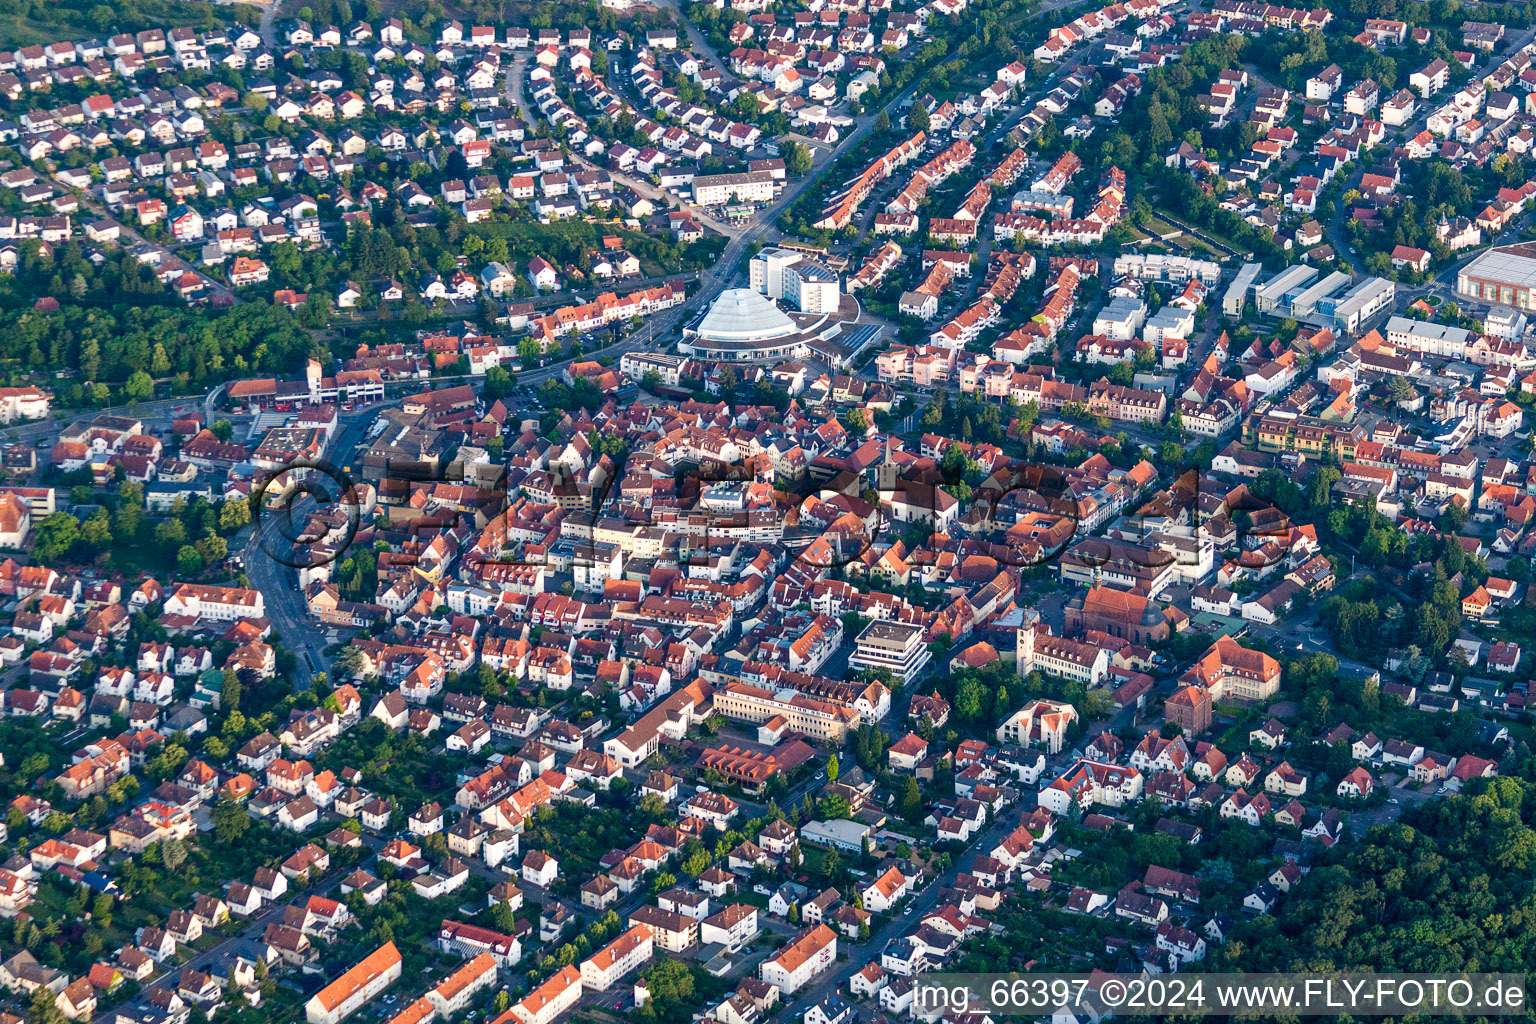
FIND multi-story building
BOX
[750,247,802,299]
[1016,627,1110,686]
[423,953,498,1017]
[846,621,930,683]
[507,965,582,1024]
[162,583,265,621]
[305,942,401,1024]
[711,682,860,743]
[1251,416,1363,460]
[603,682,711,766]
[1087,379,1167,423]
[0,386,50,424]
[1223,262,1263,316]
[693,170,777,205]
[1038,759,1144,814]
[783,259,840,313]
[700,904,760,950]
[618,352,691,387]
[628,906,697,953]
[1179,636,1281,701]
[580,924,654,991]
[995,698,1078,752]
[1164,685,1213,734]
[761,924,837,994]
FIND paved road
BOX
[655,0,741,89]
[52,175,238,304]
[777,808,1019,1018]
[503,61,740,238]
[259,0,278,45]
[240,404,382,690]
[145,6,1104,1017]
[90,838,378,1024]
[498,22,947,363]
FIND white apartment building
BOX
[750,247,802,299]
[0,387,50,423]
[784,259,840,313]
[162,583,265,621]
[1092,296,1147,341]
[1038,759,1144,814]
[761,924,837,994]
[305,942,401,1024]
[693,170,777,205]
[619,352,691,387]
[1016,627,1110,687]
[700,904,759,950]
[424,953,498,1016]
[752,246,841,313]
[580,924,654,991]
[509,966,582,1024]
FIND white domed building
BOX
[680,285,876,368]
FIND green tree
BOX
[484,365,514,400]
[817,793,852,819]
[81,509,112,550]
[637,957,694,1024]
[732,91,761,118]
[32,512,80,562]
[212,799,250,844]
[177,545,205,576]
[154,518,187,548]
[955,676,989,722]
[28,989,66,1024]
[196,534,228,565]
[221,668,242,712]
[899,776,923,821]
[123,370,154,402]
[783,140,813,176]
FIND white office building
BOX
[1287,270,1350,318]
[847,621,930,683]
[1223,262,1263,318]
[1255,265,1318,315]
[750,247,803,300]
[752,247,841,314]
[1325,276,1394,333]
